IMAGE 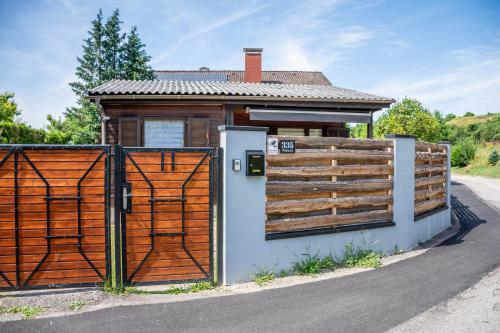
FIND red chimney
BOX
[243,48,263,83]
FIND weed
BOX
[292,247,337,275]
[125,281,214,295]
[102,280,126,295]
[278,270,290,278]
[2,306,43,319]
[69,300,86,311]
[392,244,404,255]
[252,268,275,286]
[340,242,383,268]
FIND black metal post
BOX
[216,147,224,286]
[113,145,124,288]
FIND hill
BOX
[448,113,498,127]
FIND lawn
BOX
[452,142,500,178]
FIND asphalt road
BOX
[2,181,500,333]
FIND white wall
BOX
[219,126,451,285]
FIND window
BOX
[144,119,184,147]
[308,129,323,137]
[277,128,305,136]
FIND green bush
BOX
[292,248,336,275]
[488,150,499,166]
[340,243,383,268]
[451,140,476,167]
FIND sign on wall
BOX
[278,140,295,154]
[267,137,279,155]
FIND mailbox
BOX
[246,150,265,176]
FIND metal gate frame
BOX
[0,144,112,290]
[114,145,219,286]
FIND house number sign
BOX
[278,140,295,154]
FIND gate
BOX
[115,147,217,285]
[0,145,111,289]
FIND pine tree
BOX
[48,8,155,144]
[69,9,105,97]
[122,26,155,80]
[102,9,125,81]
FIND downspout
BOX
[95,98,109,144]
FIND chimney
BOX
[243,48,263,83]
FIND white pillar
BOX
[386,134,416,249]
[219,126,268,285]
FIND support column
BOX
[219,125,268,285]
[385,134,416,249]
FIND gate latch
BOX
[123,183,133,213]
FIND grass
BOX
[452,142,500,178]
[69,300,87,311]
[102,279,126,295]
[340,243,383,268]
[125,281,214,295]
[447,114,493,127]
[292,247,337,275]
[252,268,275,286]
[0,305,44,319]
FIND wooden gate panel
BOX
[121,149,214,284]
[0,146,110,289]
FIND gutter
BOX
[88,94,395,107]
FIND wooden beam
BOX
[266,165,394,177]
[266,210,393,233]
[266,150,393,164]
[266,195,393,214]
[266,179,393,196]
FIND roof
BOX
[89,79,394,104]
[154,70,332,86]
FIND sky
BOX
[0,0,499,127]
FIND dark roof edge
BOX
[88,93,395,106]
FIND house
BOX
[89,48,394,147]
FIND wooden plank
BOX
[267,195,393,214]
[266,179,392,196]
[415,175,446,187]
[266,209,393,233]
[267,165,393,177]
[415,142,447,151]
[415,199,447,215]
[267,136,393,149]
[415,188,445,201]
[415,166,446,175]
[266,150,393,165]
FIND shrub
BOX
[340,242,383,268]
[451,140,476,167]
[292,247,336,275]
[488,150,499,166]
[252,268,275,286]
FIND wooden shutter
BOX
[119,118,141,146]
[187,118,210,147]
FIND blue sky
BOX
[1,0,499,126]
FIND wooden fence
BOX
[265,136,394,234]
[0,146,110,289]
[414,142,448,217]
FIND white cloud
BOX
[370,46,500,115]
[152,2,271,65]
[334,25,373,48]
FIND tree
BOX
[374,98,441,142]
[44,115,71,144]
[102,9,125,81]
[349,123,367,138]
[59,9,154,144]
[122,26,154,80]
[69,9,105,97]
[463,112,475,117]
[0,92,45,143]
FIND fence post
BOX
[438,141,452,208]
[218,126,268,285]
[386,134,416,249]
[113,144,123,289]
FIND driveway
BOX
[2,181,499,333]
